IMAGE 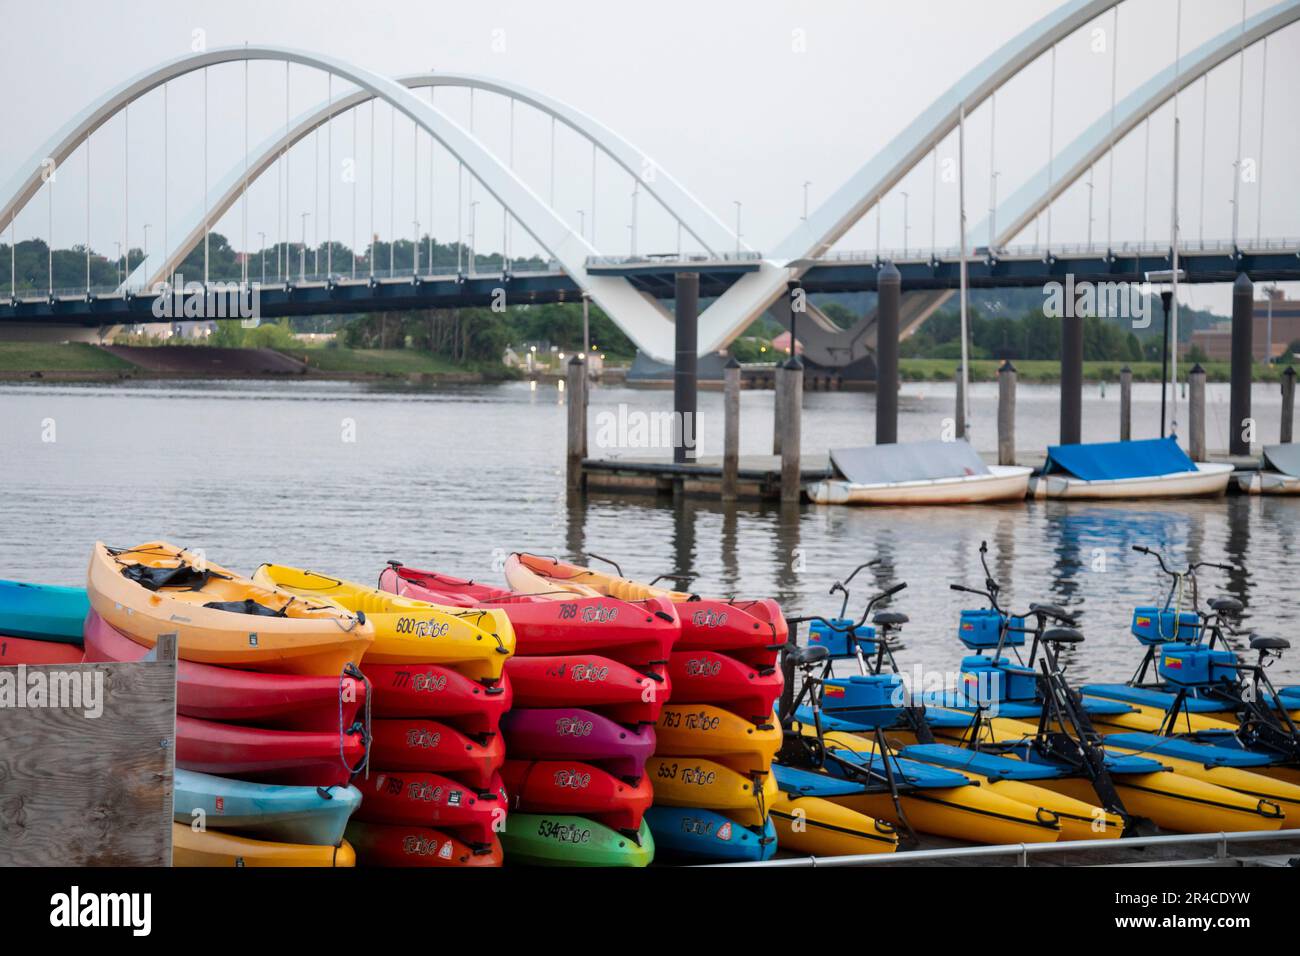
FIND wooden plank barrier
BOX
[0,634,177,866]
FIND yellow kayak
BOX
[769,791,898,856]
[172,825,355,867]
[253,564,515,681]
[815,732,1061,845]
[1078,699,1238,735]
[88,542,372,676]
[647,756,777,826]
[656,704,781,776]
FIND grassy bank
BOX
[899,358,1295,384]
[280,347,519,379]
[0,342,134,373]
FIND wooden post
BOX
[1188,363,1207,462]
[780,356,803,503]
[722,356,741,500]
[772,362,786,455]
[1119,365,1133,441]
[673,271,700,464]
[1281,366,1295,444]
[566,355,587,493]
[954,367,966,440]
[875,261,901,443]
[1060,311,1084,445]
[997,360,1016,466]
[1229,272,1254,456]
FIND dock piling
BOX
[1188,363,1207,461]
[876,261,901,444]
[772,364,785,455]
[566,354,587,492]
[780,356,803,503]
[673,271,700,463]
[1230,272,1254,456]
[1282,366,1296,444]
[1060,311,1083,445]
[997,360,1016,465]
[1119,365,1132,441]
[723,356,741,500]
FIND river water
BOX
[2,377,1296,684]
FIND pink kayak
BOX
[380,562,680,668]
[499,706,655,783]
[83,610,365,731]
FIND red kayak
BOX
[176,714,365,787]
[369,718,505,789]
[353,769,506,845]
[380,563,680,668]
[345,821,503,867]
[83,611,365,731]
[505,655,669,724]
[674,598,787,669]
[0,634,83,665]
[364,662,511,738]
[500,759,653,833]
[666,650,784,723]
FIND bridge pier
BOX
[875,262,900,444]
[722,357,741,501]
[673,271,700,464]
[1230,273,1254,457]
[1060,311,1083,445]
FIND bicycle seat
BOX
[787,644,831,666]
[872,611,909,626]
[1209,597,1243,614]
[1029,602,1075,623]
[1249,635,1290,651]
[1042,627,1084,645]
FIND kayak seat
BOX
[1249,635,1289,651]
[788,644,830,666]
[872,611,909,626]
[1029,602,1075,624]
[1042,627,1083,645]
[1209,597,1243,615]
[203,598,289,618]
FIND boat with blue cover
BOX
[1026,436,1234,500]
[0,580,89,643]
[644,806,777,862]
[172,769,362,845]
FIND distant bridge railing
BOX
[814,237,1300,265]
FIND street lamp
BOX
[113,241,122,286]
[141,224,151,275]
[468,202,478,276]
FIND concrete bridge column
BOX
[674,271,699,464]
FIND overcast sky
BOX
[1,0,1296,311]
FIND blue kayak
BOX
[643,807,777,862]
[1104,732,1277,769]
[773,763,869,798]
[0,580,88,644]
[1082,682,1225,713]
[173,770,362,845]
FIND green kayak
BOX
[501,814,654,867]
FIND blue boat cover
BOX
[824,745,973,789]
[900,743,1066,781]
[773,763,867,797]
[1104,733,1275,769]
[1081,684,1225,713]
[1041,436,1194,480]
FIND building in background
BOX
[1187,288,1300,362]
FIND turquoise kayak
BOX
[173,769,361,845]
[0,580,88,643]
[644,807,777,863]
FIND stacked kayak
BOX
[255,563,515,867]
[501,554,785,862]
[80,543,375,866]
[0,579,89,645]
